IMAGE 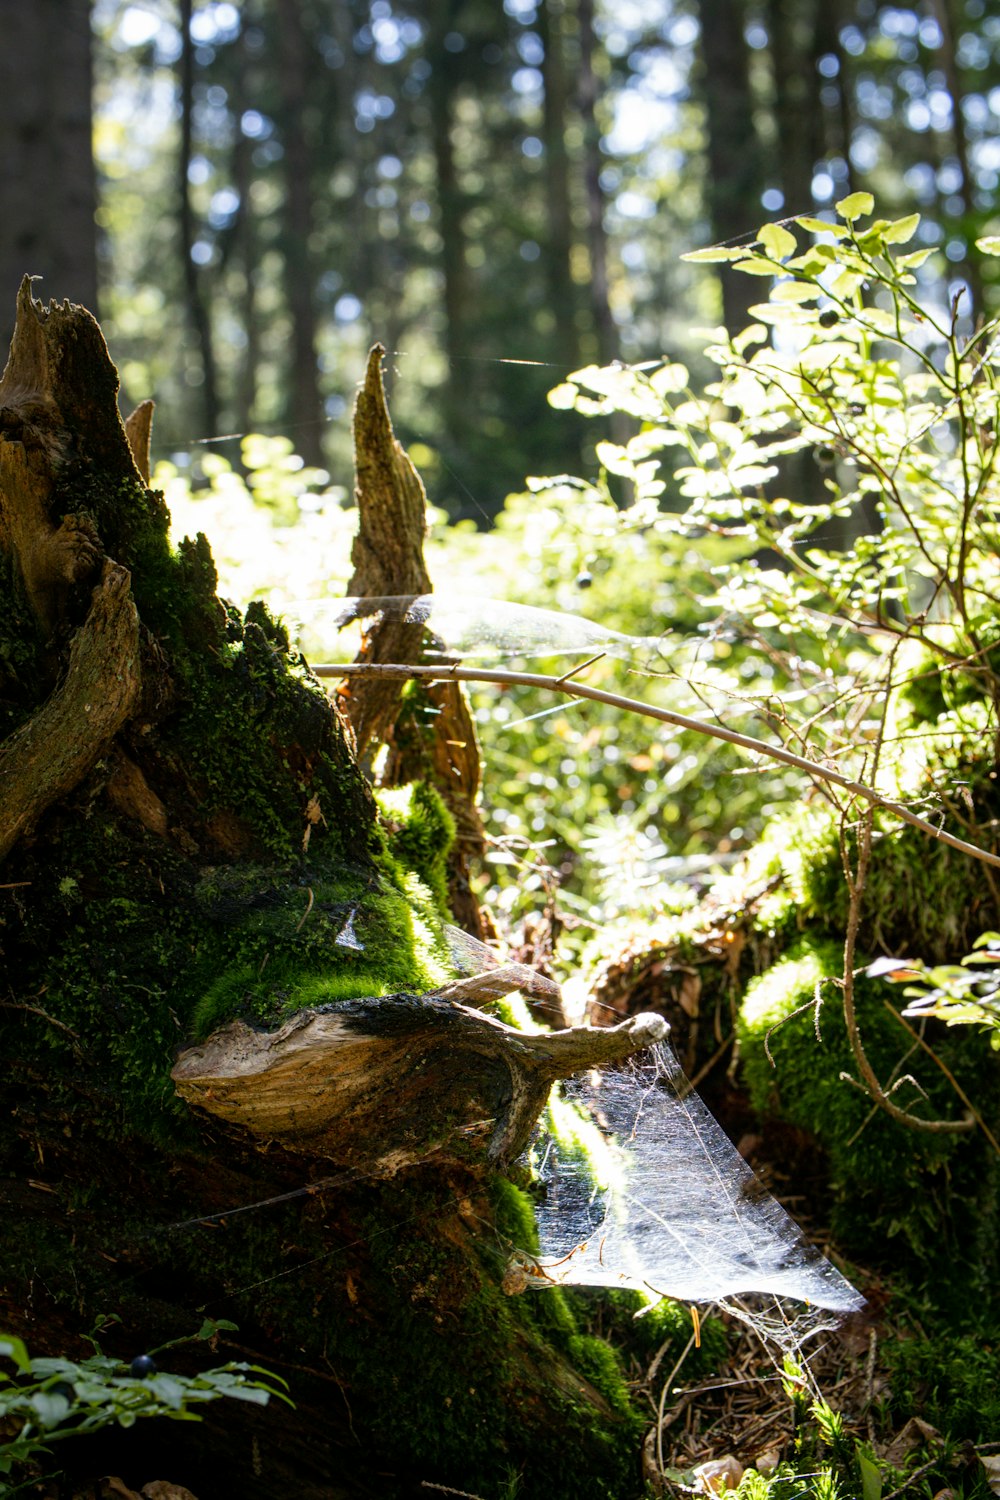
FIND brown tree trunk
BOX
[427,0,471,420]
[577,0,619,365]
[696,0,768,334]
[927,0,984,315]
[179,0,220,440]
[0,0,98,347]
[540,0,582,367]
[765,0,824,221]
[275,0,327,469]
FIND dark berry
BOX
[49,1381,75,1403]
[575,571,593,589]
[129,1354,157,1379]
[818,308,840,328]
[816,446,837,468]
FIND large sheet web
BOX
[294,593,663,661]
[524,1041,864,1318]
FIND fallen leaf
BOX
[678,970,701,1018]
[885,1416,941,1465]
[692,1456,744,1494]
[979,1454,1000,1496]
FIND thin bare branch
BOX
[314,661,1000,870]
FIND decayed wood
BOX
[171,996,667,1171]
[433,961,562,1009]
[342,344,435,757]
[341,343,488,933]
[124,398,154,484]
[0,559,140,863]
[0,281,146,863]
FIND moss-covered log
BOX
[0,285,664,1499]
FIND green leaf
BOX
[897,248,934,269]
[794,216,847,237]
[787,245,837,272]
[681,245,747,263]
[547,383,579,410]
[758,222,797,260]
[836,192,874,222]
[648,362,689,395]
[733,258,780,276]
[30,1391,72,1428]
[771,280,819,304]
[975,236,1000,257]
[882,212,920,245]
[858,1450,882,1500]
[0,1337,30,1374]
[594,440,633,476]
[747,303,815,326]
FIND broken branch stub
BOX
[171,995,668,1174]
[342,344,434,759]
[342,344,487,933]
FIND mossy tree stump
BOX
[0,285,662,1500]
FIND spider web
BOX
[523,1040,864,1332]
[292,593,664,662]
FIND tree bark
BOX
[342,345,489,935]
[0,0,98,348]
[577,0,619,365]
[427,0,472,422]
[179,0,220,440]
[0,285,652,1499]
[539,0,582,367]
[765,0,824,222]
[275,0,327,469]
[696,0,768,333]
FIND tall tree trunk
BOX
[927,0,984,315]
[232,21,260,443]
[427,0,471,424]
[696,0,768,334]
[765,0,824,221]
[0,0,98,346]
[275,0,327,469]
[539,0,582,367]
[577,0,618,365]
[179,0,220,440]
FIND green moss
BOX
[188,863,450,1038]
[492,1176,541,1257]
[738,938,1000,1295]
[377,781,456,916]
[751,794,1000,964]
[566,1333,633,1417]
[886,1328,1000,1441]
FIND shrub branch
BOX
[316,662,1000,871]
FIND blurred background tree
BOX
[1,0,994,519]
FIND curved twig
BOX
[314,662,1000,870]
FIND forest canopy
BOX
[4,0,998,509]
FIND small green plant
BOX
[869,934,1000,1046]
[0,1318,290,1493]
